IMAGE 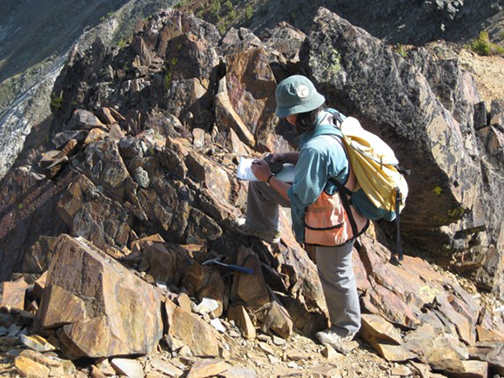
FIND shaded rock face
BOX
[304,7,504,296]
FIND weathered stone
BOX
[19,334,57,352]
[227,305,256,339]
[221,366,258,378]
[131,234,165,253]
[19,349,75,376]
[146,243,192,287]
[51,131,88,150]
[84,128,107,146]
[184,153,232,202]
[477,321,504,342]
[90,365,107,378]
[186,359,229,378]
[176,293,193,313]
[96,358,116,376]
[185,207,223,244]
[490,99,504,127]
[0,167,70,282]
[321,345,339,359]
[0,278,28,310]
[405,325,468,372]
[433,293,476,345]
[110,358,144,378]
[42,234,163,358]
[359,313,415,361]
[164,299,219,357]
[360,314,402,345]
[67,109,106,131]
[149,358,183,377]
[38,284,86,329]
[15,355,50,378]
[223,47,277,152]
[215,89,256,148]
[96,107,117,125]
[449,360,488,378]
[22,237,58,274]
[57,174,133,252]
[262,22,306,81]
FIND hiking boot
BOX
[315,328,358,355]
[235,218,281,244]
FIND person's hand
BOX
[269,153,286,164]
[250,159,272,181]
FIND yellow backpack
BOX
[328,110,409,261]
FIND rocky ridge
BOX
[0,6,504,378]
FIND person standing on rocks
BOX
[237,75,367,353]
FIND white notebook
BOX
[236,158,295,183]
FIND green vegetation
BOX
[174,0,188,9]
[17,203,24,210]
[218,21,229,35]
[117,38,128,49]
[50,96,63,110]
[225,0,233,11]
[245,5,253,20]
[394,43,407,58]
[470,31,504,56]
[210,0,221,18]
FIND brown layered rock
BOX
[228,304,256,339]
[145,242,192,286]
[221,46,277,152]
[38,285,86,329]
[164,299,220,357]
[142,10,220,130]
[261,22,306,81]
[21,236,58,274]
[57,174,133,254]
[0,167,70,282]
[0,278,28,310]
[39,234,163,358]
[67,109,107,131]
[231,246,293,338]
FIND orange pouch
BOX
[304,191,355,246]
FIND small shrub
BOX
[471,31,491,56]
[117,38,128,49]
[470,31,504,56]
[229,9,236,20]
[50,96,63,110]
[210,0,221,17]
[225,0,233,11]
[174,0,188,9]
[394,43,407,58]
[245,5,253,20]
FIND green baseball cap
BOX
[275,75,326,118]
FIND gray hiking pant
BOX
[246,181,361,336]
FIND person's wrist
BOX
[267,174,275,185]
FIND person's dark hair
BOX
[294,104,327,136]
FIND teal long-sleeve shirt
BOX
[287,109,350,243]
